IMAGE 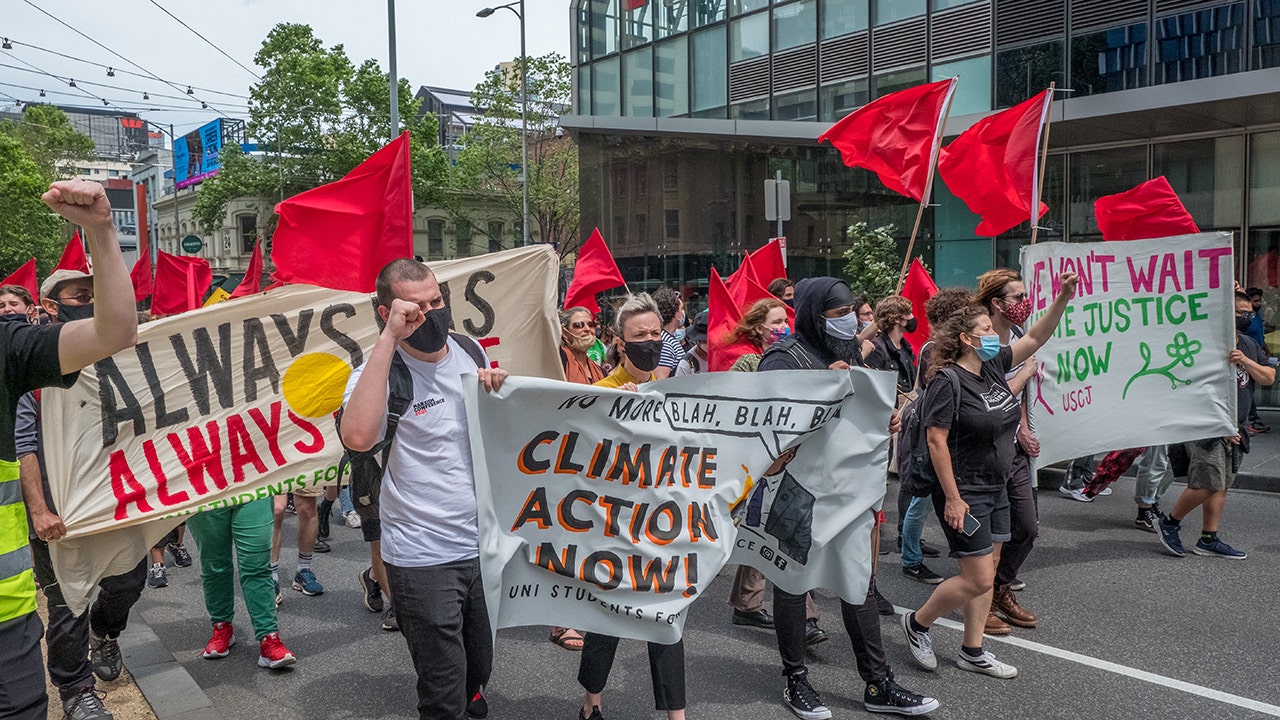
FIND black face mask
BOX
[55,302,94,322]
[783,298,794,309]
[624,339,663,373]
[0,313,31,325]
[903,317,918,334]
[1236,316,1253,333]
[404,307,451,354]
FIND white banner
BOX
[464,368,894,644]
[44,245,563,614]
[1021,233,1237,467]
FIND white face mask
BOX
[824,313,861,340]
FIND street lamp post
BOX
[478,0,531,246]
[388,0,399,141]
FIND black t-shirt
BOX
[1,321,76,462]
[922,345,1020,491]
[1236,333,1269,425]
[864,333,916,393]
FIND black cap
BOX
[687,310,709,343]
[822,281,856,311]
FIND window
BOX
[931,55,991,115]
[655,38,689,117]
[819,78,869,121]
[656,0,686,36]
[237,214,257,254]
[1156,3,1245,83]
[996,41,1063,108]
[455,219,472,257]
[591,0,620,57]
[1154,137,1243,229]
[731,97,770,119]
[1071,23,1148,97]
[623,48,655,117]
[691,0,725,27]
[593,56,622,116]
[774,89,818,121]
[665,209,681,238]
[691,27,727,114]
[576,1,593,64]
[873,67,926,99]
[732,0,769,14]
[108,170,120,177]
[635,214,648,244]
[933,0,982,9]
[488,221,504,253]
[663,157,678,190]
[428,219,444,258]
[1255,0,1280,69]
[620,1,653,49]
[1249,131,1280,226]
[823,0,868,38]
[614,215,628,245]
[874,0,925,25]
[731,13,770,61]
[1069,146,1148,238]
[774,1,817,51]
[577,65,591,114]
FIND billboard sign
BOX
[173,119,223,189]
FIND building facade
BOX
[565,0,1280,401]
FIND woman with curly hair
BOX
[727,298,791,373]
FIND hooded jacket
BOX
[759,277,863,372]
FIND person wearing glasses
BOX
[560,307,605,386]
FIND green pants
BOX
[185,498,277,640]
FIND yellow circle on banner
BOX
[282,352,352,418]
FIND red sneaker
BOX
[257,632,296,669]
[202,622,235,659]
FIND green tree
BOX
[450,52,580,256]
[0,133,64,278]
[193,23,447,236]
[841,222,902,302]
[0,104,96,179]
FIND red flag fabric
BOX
[564,228,626,314]
[818,78,957,201]
[271,133,413,293]
[229,242,264,299]
[1,258,38,301]
[937,90,1053,236]
[54,231,90,274]
[624,0,647,9]
[1094,176,1199,241]
[152,251,212,316]
[129,253,152,303]
[710,266,796,372]
[749,240,787,288]
[900,258,938,352]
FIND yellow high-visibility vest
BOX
[0,459,35,623]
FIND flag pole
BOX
[896,77,958,294]
[1029,83,1056,246]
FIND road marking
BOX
[899,607,1280,717]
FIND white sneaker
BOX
[900,612,937,670]
[1097,487,1113,496]
[1058,486,1092,503]
[345,511,362,528]
[956,649,1018,678]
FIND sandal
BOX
[549,627,584,651]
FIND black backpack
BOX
[335,332,486,510]
[896,366,961,498]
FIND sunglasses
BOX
[570,320,599,330]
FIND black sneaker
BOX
[1134,507,1158,533]
[804,618,828,646]
[360,567,384,613]
[902,563,944,585]
[920,541,941,558]
[578,705,604,720]
[732,608,774,628]
[874,587,895,616]
[147,563,167,588]
[1154,515,1186,557]
[63,685,112,720]
[166,543,192,567]
[89,631,123,681]
[466,686,488,719]
[1009,578,1026,591]
[864,677,940,716]
[783,670,832,720]
[313,537,331,553]
[381,605,399,631]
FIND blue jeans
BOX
[900,495,934,567]
[1134,446,1175,507]
[338,486,354,515]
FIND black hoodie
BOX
[759,277,862,372]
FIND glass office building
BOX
[564,0,1280,401]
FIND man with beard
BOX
[758,277,939,719]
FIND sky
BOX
[0,0,571,136]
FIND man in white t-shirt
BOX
[340,259,507,720]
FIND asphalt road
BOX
[134,478,1280,720]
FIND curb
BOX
[119,607,222,720]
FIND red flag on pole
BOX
[1,258,38,300]
[937,90,1053,236]
[900,258,938,351]
[564,228,626,314]
[748,240,787,288]
[129,254,152,302]
[152,251,212,316]
[271,133,413,293]
[711,265,796,372]
[818,78,958,202]
[229,241,264,299]
[54,231,90,274]
[1093,176,1199,241]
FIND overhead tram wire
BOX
[3,38,250,99]
[146,0,261,80]
[0,60,249,108]
[20,0,240,117]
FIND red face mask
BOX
[1001,298,1032,326]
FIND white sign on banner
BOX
[44,245,563,614]
[464,368,894,643]
[1020,233,1237,467]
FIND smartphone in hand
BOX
[962,512,981,537]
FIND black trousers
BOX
[577,634,686,711]
[0,612,47,720]
[774,577,889,684]
[30,538,146,700]
[384,557,493,720]
[995,450,1038,586]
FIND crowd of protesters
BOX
[3,180,1271,720]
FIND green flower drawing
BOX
[1121,332,1203,399]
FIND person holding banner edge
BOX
[901,272,1079,680]
[0,179,139,720]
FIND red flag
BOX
[818,78,957,202]
[624,0,646,9]
[900,258,938,351]
[54,231,90,273]
[129,253,152,303]
[711,266,796,372]
[564,228,626,314]
[748,240,787,289]
[1094,176,1199,241]
[229,241,264,299]
[152,251,212,316]
[938,90,1053,236]
[1,258,38,300]
[271,133,413,293]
